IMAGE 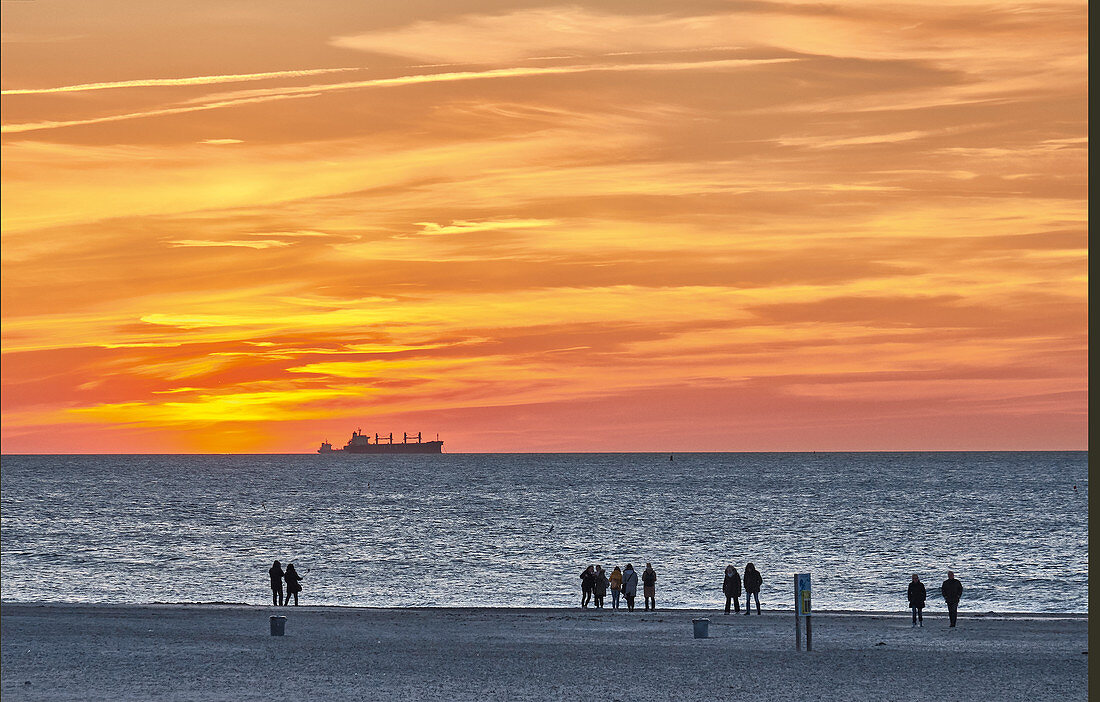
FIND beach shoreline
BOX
[1,603,1087,701]
[1,600,1090,618]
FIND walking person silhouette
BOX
[941,571,963,627]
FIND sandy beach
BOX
[0,604,1086,701]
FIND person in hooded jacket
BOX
[283,563,303,606]
[609,566,623,610]
[723,565,742,614]
[621,563,639,611]
[580,565,596,608]
[743,562,762,615]
[593,565,610,608]
[908,574,927,627]
[642,563,657,611]
[268,560,284,606]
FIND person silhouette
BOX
[268,560,284,606]
[941,570,963,627]
[609,566,623,610]
[594,565,609,608]
[579,565,596,608]
[621,564,639,611]
[908,574,926,627]
[642,563,657,611]
[723,565,742,614]
[743,562,762,615]
[284,563,303,606]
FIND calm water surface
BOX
[0,452,1087,612]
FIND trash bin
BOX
[270,616,287,636]
[692,618,710,639]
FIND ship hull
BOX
[341,441,443,454]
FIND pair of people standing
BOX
[268,560,303,606]
[596,563,643,611]
[616,563,655,611]
[908,572,964,627]
[721,564,763,614]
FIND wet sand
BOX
[0,604,1087,701]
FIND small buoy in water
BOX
[669,455,673,461]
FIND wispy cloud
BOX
[1,92,317,134]
[1,32,84,44]
[777,129,940,149]
[167,239,293,249]
[1,58,795,134]
[1,66,364,95]
[331,7,752,63]
[409,219,556,237]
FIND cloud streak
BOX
[167,239,293,249]
[1,66,365,95]
[1,57,796,134]
[0,92,319,134]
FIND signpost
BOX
[794,573,811,651]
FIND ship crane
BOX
[403,432,423,444]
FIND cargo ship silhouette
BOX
[318,429,443,454]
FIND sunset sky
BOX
[1,1,1087,453]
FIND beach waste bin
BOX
[692,618,710,639]
[270,616,287,636]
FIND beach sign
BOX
[794,573,812,651]
[797,573,812,616]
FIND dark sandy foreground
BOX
[0,604,1087,701]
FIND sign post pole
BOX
[806,606,812,652]
[793,573,801,650]
[795,573,812,652]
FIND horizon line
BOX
[0,449,1088,456]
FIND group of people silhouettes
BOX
[581,562,759,614]
[265,558,963,625]
[721,563,763,615]
[267,560,303,606]
[578,562,965,626]
[580,563,658,611]
[907,571,964,627]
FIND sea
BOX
[0,452,1088,613]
